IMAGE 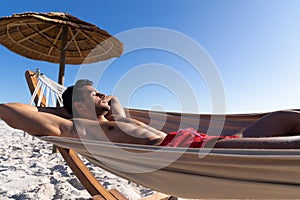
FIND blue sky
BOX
[1,0,300,114]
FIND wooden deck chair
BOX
[25,70,174,200]
[25,70,300,199]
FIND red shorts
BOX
[159,128,239,148]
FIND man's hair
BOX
[62,79,94,115]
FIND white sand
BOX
[0,120,169,200]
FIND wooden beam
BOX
[68,27,83,58]
[57,147,118,199]
[18,24,56,43]
[48,26,63,56]
[25,70,47,107]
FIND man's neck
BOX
[97,115,109,122]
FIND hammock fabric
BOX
[26,70,300,199]
[40,112,300,199]
[41,137,300,199]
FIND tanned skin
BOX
[1,85,300,148]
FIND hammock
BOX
[25,70,300,199]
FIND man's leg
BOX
[214,110,300,149]
[215,135,300,149]
[242,110,300,137]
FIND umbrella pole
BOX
[53,26,68,153]
[58,25,68,85]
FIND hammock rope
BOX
[29,69,66,107]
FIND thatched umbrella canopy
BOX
[0,12,123,85]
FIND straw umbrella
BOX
[0,12,123,152]
[0,12,123,85]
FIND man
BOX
[0,80,300,148]
[0,79,166,145]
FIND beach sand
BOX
[0,120,192,200]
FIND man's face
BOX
[77,85,110,116]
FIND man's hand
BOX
[105,96,126,120]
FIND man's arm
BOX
[37,106,72,119]
[0,103,75,137]
[105,96,126,120]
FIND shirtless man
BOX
[0,79,300,149]
[0,80,166,145]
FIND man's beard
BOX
[95,105,110,116]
